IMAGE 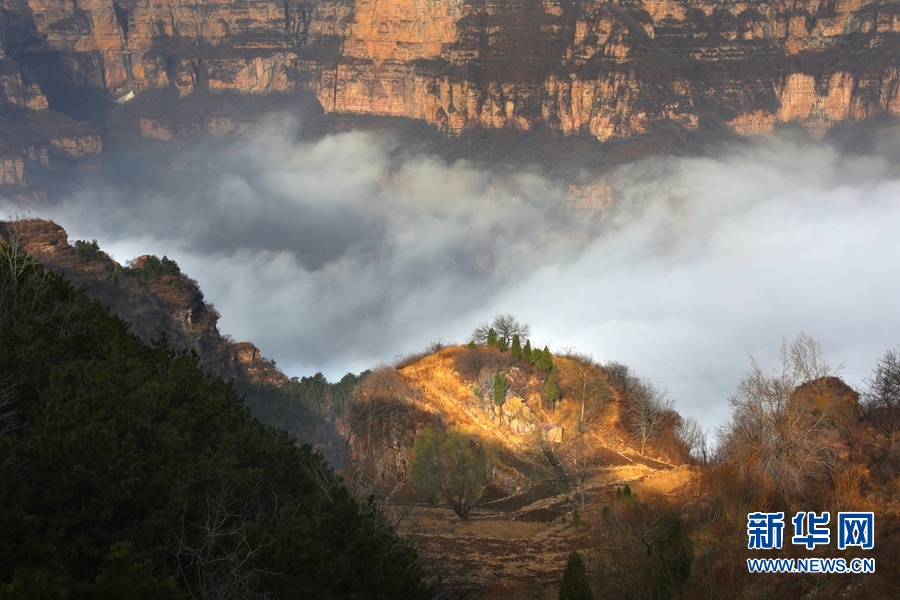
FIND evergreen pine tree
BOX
[531,348,543,366]
[522,339,532,363]
[545,370,561,404]
[486,328,498,348]
[493,372,506,406]
[538,346,554,372]
[0,242,431,600]
[559,551,594,600]
[511,334,522,359]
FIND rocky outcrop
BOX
[1,0,349,96]
[48,133,103,155]
[0,59,49,109]
[1,219,286,387]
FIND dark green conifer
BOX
[559,551,594,600]
[511,334,522,359]
[522,339,532,363]
[545,370,561,404]
[646,510,694,599]
[493,372,506,406]
[538,346,554,372]
[0,241,430,600]
[486,328,498,348]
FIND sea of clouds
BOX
[7,116,900,433]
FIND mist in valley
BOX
[6,116,900,432]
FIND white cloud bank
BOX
[8,118,900,432]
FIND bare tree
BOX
[674,416,707,464]
[469,314,530,346]
[342,367,419,500]
[862,347,900,443]
[557,427,604,510]
[603,361,633,390]
[454,347,496,381]
[171,479,273,600]
[626,378,674,456]
[0,375,19,437]
[559,353,610,432]
[720,333,844,501]
[1,217,90,348]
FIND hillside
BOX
[333,341,692,598]
[0,218,348,454]
[376,346,684,599]
[349,340,900,599]
[0,230,430,599]
[4,219,900,598]
[7,220,286,382]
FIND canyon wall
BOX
[2,0,900,187]
[318,0,900,138]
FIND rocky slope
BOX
[0,219,350,452]
[339,343,682,502]
[2,0,900,188]
[1,219,285,384]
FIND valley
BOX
[6,220,900,599]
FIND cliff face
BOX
[1,0,350,99]
[318,0,900,139]
[2,0,900,186]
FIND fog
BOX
[7,116,900,432]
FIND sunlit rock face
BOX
[2,0,900,177]
[316,0,900,139]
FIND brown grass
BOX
[387,346,682,598]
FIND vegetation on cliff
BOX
[4,220,345,458]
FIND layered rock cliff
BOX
[2,0,900,187]
[319,0,900,139]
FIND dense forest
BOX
[0,238,431,598]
